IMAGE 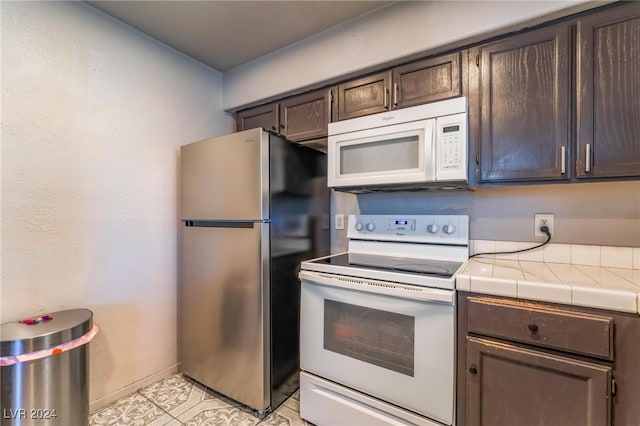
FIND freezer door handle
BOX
[183,220,256,228]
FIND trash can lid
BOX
[1,309,93,357]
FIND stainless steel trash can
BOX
[1,309,95,426]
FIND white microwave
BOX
[328,97,468,192]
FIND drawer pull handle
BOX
[469,366,478,375]
[528,323,539,333]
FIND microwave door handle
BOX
[426,119,436,180]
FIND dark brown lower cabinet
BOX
[466,336,611,426]
[457,293,640,426]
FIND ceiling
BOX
[85,1,394,72]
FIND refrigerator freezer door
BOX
[180,128,269,220]
[179,221,270,412]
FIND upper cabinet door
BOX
[476,23,571,183]
[392,53,462,109]
[236,103,279,133]
[279,88,333,142]
[337,71,392,121]
[576,3,640,179]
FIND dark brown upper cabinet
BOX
[337,71,392,121]
[576,3,640,179]
[336,53,463,121]
[234,3,638,184]
[392,52,461,109]
[279,88,334,143]
[236,87,335,152]
[236,103,279,134]
[472,22,571,183]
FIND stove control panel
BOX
[348,214,469,245]
[387,219,415,232]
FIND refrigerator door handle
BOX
[183,220,266,228]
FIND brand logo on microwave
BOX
[381,115,395,121]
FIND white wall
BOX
[223,0,598,110]
[1,1,233,409]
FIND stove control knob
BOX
[443,224,456,235]
[427,223,439,234]
[366,222,375,232]
[355,222,364,231]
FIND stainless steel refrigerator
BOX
[178,128,329,416]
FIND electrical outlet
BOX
[335,214,345,230]
[534,214,554,237]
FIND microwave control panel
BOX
[440,124,463,169]
[436,112,467,181]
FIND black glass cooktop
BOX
[310,252,463,279]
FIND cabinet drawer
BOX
[467,297,613,360]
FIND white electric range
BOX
[298,214,469,426]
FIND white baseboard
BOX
[90,363,180,413]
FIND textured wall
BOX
[1,1,233,408]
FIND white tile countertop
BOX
[457,241,640,314]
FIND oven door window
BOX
[324,300,414,376]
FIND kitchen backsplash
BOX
[470,240,639,269]
[331,181,640,250]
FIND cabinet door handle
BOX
[560,146,566,174]
[469,366,478,375]
[393,83,399,106]
[585,143,592,173]
[528,323,539,333]
[328,89,333,122]
[384,87,389,109]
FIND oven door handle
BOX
[299,270,455,304]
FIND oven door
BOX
[327,119,435,189]
[299,270,455,425]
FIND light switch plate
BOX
[335,214,345,230]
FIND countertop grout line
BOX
[604,266,640,288]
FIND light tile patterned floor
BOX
[90,374,311,426]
